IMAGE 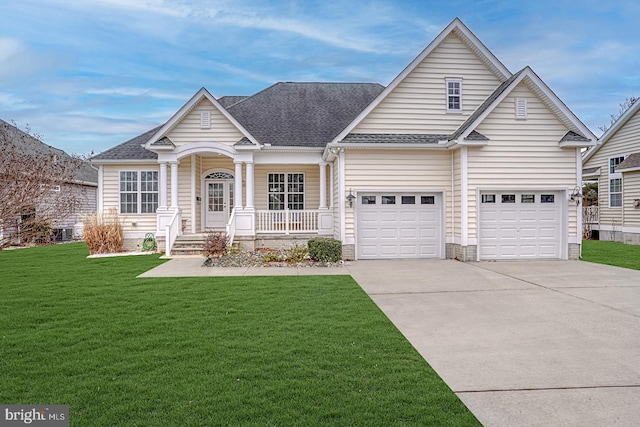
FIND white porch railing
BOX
[164,209,181,257]
[583,206,599,224]
[226,208,237,245]
[255,209,318,234]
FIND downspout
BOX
[576,147,583,259]
[461,146,469,250]
[338,149,346,244]
[451,150,455,251]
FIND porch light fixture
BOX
[346,189,356,208]
[569,187,582,205]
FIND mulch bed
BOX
[202,248,343,268]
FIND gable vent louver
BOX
[515,98,527,119]
[200,111,211,129]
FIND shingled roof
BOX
[91,126,161,161]
[1,119,98,184]
[617,153,640,172]
[226,82,385,147]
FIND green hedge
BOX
[308,238,342,263]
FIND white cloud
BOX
[85,87,189,101]
[0,37,24,61]
[0,92,37,110]
[48,0,192,18]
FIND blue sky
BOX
[1,0,639,155]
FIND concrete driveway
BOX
[347,260,640,427]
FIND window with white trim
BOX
[446,78,462,112]
[609,156,625,207]
[119,171,158,214]
[268,173,304,210]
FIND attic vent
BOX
[200,111,211,129]
[515,98,527,119]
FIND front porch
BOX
[166,209,332,256]
[153,146,335,256]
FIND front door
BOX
[205,179,234,229]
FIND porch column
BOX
[170,161,179,209]
[245,161,254,209]
[234,161,243,209]
[159,162,168,209]
[319,161,327,209]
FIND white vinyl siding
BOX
[167,98,245,146]
[583,108,640,229]
[623,172,640,228]
[470,82,578,240]
[352,33,502,135]
[343,149,453,240]
[101,164,158,233]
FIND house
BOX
[0,119,98,244]
[90,18,595,261]
[582,100,640,244]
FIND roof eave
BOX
[583,101,640,164]
[559,140,595,148]
[90,159,158,165]
[329,142,450,150]
[617,166,640,173]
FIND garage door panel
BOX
[519,210,538,222]
[400,211,418,222]
[480,191,562,260]
[379,245,399,257]
[357,192,442,259]
[400,245,418,256]
[400,228,419,239]
[499,210,517,221]
[419,228,436,239]
[380,228,398,239]
[360,212,378,222]
[419,244,437,257]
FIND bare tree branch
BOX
[599,96,639,133]
[0,120,85,248]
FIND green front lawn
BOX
[582,239,640,270]
[0,243,478,426]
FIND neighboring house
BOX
[582,100,640,244]
[90,18,595,261]
[0,119,98,243]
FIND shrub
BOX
[308,238,342,263]
[26,219,54,245]
[82,209,124,254]
[204,231,229,258]
[286,244,309,264]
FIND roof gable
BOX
[145,87,259,149]
[583,99,640,164]
[451,67,596,147]
[333,18,512,143]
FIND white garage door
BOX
[479,191,563,260]
[357,193,442,259]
